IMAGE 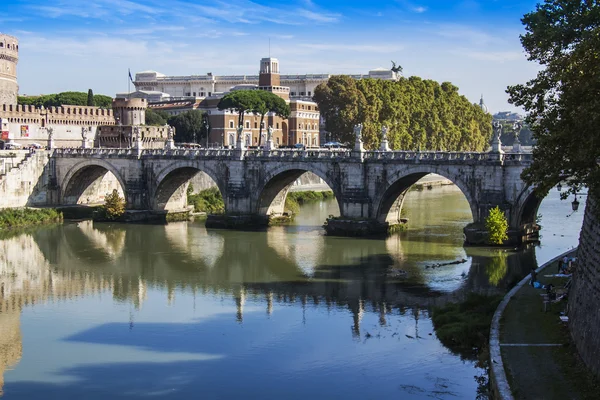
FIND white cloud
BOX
[450,49,525,62]
[299,43,404,53]
[412,6,427,13]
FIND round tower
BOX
[0,34,19,105]
[112,98,147,126]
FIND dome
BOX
[479,95,489,113]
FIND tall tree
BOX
[507,0,600,199]
[217,90,261,128]
[145,108,167,126]
[252,90,290,146]
[87,89,94,106]
[168,110,205,144]
[313,75,367,145]
[313,75,491,150]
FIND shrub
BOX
[188,187,225,214]
[103,189,126,220]
[485,206,508,245]
[0,208,62,229]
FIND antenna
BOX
[269,37,271,58]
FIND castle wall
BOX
[568,192,600,377]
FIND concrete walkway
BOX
[493,250,600,399]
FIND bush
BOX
[485,206,508,245]
[188,187,224,214]
[102,189,126,220]
[0,208,62,229]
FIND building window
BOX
[254,122,258,129]
[276,137,280,144]
[254,136,257,144]
[229,120,234,128]
[200,92,205,97]
[208,92,212,96]
[193,92,196,96]
[291,92,296,96]
[245,121,250,129]
[308,91,311,96]
[300,92,305,96]
[276,122,279,129]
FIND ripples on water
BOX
[0,185,584,399]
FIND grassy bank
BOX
[188,187,225,214]
[431,293,504,398]
[0,207,63,230]
[285,190,334,215]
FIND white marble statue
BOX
[167,126,174,141]
[267,125,274,142]
[353,123,363,140]
[381,125,388,141]
[81,127,89,140]
[236,125,244,142]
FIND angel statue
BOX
[353,123,363,140]
[381,125,388,141]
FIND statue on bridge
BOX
[380,125,390,151]
[512,121,523,152]
[353,123,364,152]
[264,125,275,150]
[490,121,504,155]
[80,127,91,149]
[236,125,246,150]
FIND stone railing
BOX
[244,148,353,160]
[363,150,491,162]
[50,147,534,163]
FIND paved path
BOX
[499,251,600,399]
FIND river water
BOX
[0,185,584,399]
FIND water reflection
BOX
[0,186,584,399]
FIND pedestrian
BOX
[558,259,563,274]
[530,267,538,287]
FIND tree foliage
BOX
[168,110,206,143]
[217,90,262,128]
[313,75,492,150]
[252,90,290,146]
[87,89,94,106]
[507,0,600,199]
[485,206,508,245]
[103,189,125,220]
[145,108,168,126]
[18,92,113,108]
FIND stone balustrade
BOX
[51,147,532,164]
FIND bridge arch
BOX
[514,186,544,228]
[374,166,478,225]
[152,162,225,211]
[255,164,342,217]
[61,159,127,206]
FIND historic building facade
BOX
[147,58,322,147]
[133,66,399,100]
[0,34,19,106]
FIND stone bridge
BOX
[48,145,541,244]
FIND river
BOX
[0,185,584,399]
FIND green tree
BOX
[103,189,125,220]
[252,90,290,146]
[313,75,491,150]
[507,0,600,200]
[217,90,261,128]
[145,108,167,126]
[17,92,113,108]
[168,110,205,143]
[87,89,94,106]
[485,206,508,245]
[313,75,367,145]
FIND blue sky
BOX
[2,0,539,112]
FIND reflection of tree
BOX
[486,250,508,286]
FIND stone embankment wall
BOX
[569,193,600,376]
[0,150,52,208]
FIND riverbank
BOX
[490,249,600,399]
[0,207,62,230]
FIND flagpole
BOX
[128,68,131,95]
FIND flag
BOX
[128,69,134,83]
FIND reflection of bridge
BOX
[0,221,537,391]
[48,146,539,243]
